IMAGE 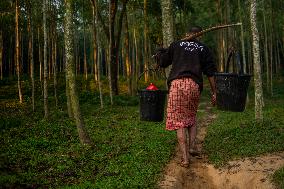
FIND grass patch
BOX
[0,76,177,188]
[273,167,284,189]
[204,75,284,167]
[0,104,176,188]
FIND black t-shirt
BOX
[158,39,217,91]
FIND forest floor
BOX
[159,102,284,189]
[1,74,283,188]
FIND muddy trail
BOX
[159,104,284,189]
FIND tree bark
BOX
[216,0,224,72]
[15,0,23,103]
[38,27,42,82]
[91,0,98,82]
[0,30,3,80]
[27,1,35,111]
[91,0,103,108]
[51,1,58,107]
[109,0,118,96]
[263,11,270,92]
[250,0,263,121]
[161,0,174,78]
[43,0,49,118]
[83,1,88,80]
[238,0,247,74]
[66,76,73,118]
[108,0,128,96]
[53,35,58,106]
[143,0,149,82]
[124,11,132,95]
[65,0,92,145]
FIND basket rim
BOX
[138,89,168,92]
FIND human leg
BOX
[188,124,200,156]
[189,124,197,150]
[177,128,189,166]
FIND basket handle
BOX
[225,49,243,74]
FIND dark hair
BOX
[188,26,202,33]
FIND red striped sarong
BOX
[166,78,200,131]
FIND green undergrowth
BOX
[203,75,284,185]
[273,167,284,189]
[0,76,177,188]
[0,104,176,188]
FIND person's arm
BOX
[201,46,217,106]
[208,76,216,106]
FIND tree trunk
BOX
[134,29,139,87]
[238,0,247,73]
[0,30,3,80]
[53,36,58,106]
[27,2,35,111]
[66,76,73,118]
[263,11,270,92]
[97,48,104,108]
[91,0,103,108]
[15,0,23,104]
[216,0,224,72]
[161,0,174,78]
[91,0,98,82]
[109,0,118,96]
[43,0,49,118]
[124,11,132,95]
[38,27,42,82]
[143,0,149,82]
[9,36,13,77]
[65,0,92,145]
[83,1,88,81]
[250,0,263,122]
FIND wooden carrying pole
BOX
[182,23,242,41]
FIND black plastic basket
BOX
[137,69,168,122]
[215,51,251,112]
[138,89,167,121]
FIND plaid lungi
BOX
[166,77,200,131]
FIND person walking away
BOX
[156,26,217,167]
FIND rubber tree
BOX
[161,0,174,78]
[43,0,49,118]
[65,0,92,145]
[250,0,263,122]
[15,0,23,103]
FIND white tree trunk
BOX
[250,0,263,121]
[161,0,174,81]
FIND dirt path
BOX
[159,104,284,189]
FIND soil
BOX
[159,104,284,189]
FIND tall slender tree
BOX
[90,0,103,108]
[0,30,3,80]
[65,0,92,145]
[108,0,128,96]
[43,0,49,118]
[83,0,88,80]
[27,0,35,111]
[124,11,132,95]
[90,0,98,82]
[108,0,117,102]
[15,0,23,103]
[143,0,149,82]
[250,0,263,121]
[161,0,174,78]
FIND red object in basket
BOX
[146,83,159,90]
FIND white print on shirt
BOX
[179,41,204,52]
